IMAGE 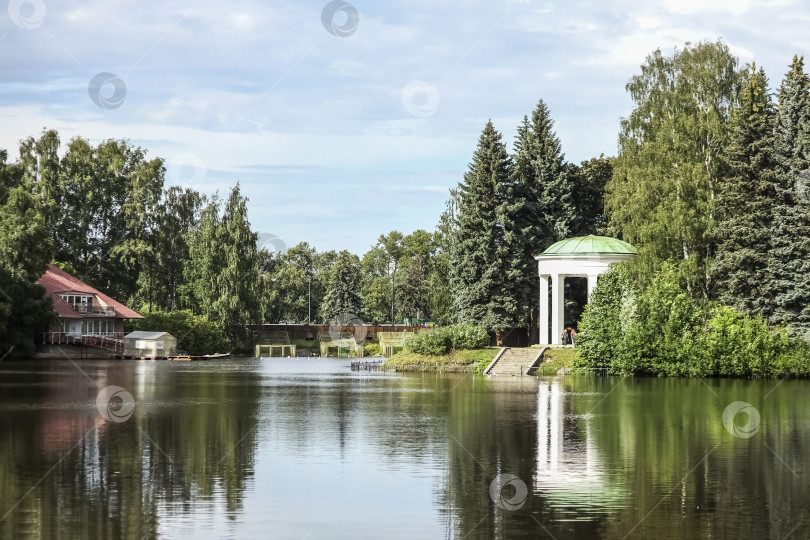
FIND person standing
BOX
[571,328,577,348]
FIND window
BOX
[61,294,91,308]
[135,340,146,349]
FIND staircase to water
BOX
[484,347,547,376]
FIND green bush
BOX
[403,330,449,355]
[576,263,810,378]
[402,324,490,356]
[126,310,229,356]
[444,324,490,350]
[363,343,381,356]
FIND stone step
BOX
[486,347,545,376]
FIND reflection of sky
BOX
[153,358,447,539]
[535,380,627,519]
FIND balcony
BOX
[73,304,116,317]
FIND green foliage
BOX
[576,264,810,378]
[450,121,518,332]
[135,186,203,312]
[0,154,55,359]
[570,155,612,235]
[502,100,578,334]
[183,184,263,349]
[18,131,166,302]
[575,264,637,370]
[403,329,449,355]
[127,310,229,356]
[0,268,55,359]
[363,342,381,356]
[713,65,777,319]
[769,56,810,336]
[402,324,489,356]
[608,40,745,299]
[319,250,362,322]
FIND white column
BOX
[551,274,565,345]
[587,274,599,301]
[539,275,549,345]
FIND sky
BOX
[1,0,809,254]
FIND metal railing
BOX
[73,304,116,316]
[43,332,124,345]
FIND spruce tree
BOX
[713,65,777,319]
[502,100,576,336]
[450,121,517,334]
[770,56,810,336]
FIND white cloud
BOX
[3,0,810,251]
[662,0,753,15]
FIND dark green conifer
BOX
[450,121,518,333]
[502,100,576,336]
[713,65,777,318]
[770,56,810,336]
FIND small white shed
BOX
[123,331,178,358]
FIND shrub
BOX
[363,343,381,356]
[576,262,810,378]
[403,330,450,355]
[402,324,490,356]
[444,324,490,350]
[575,263,637,372]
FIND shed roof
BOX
[537,235,637,257]
[37,264,143,319]
[124,331,174,340]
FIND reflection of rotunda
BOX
[534,380,627,516]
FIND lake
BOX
[0,358,808,539]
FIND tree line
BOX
[3,39,809,361]
[574,41,810,376]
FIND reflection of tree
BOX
[439,376,570,539]
[571,377,810,539]
[0,361,261,538]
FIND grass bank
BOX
[530,346,577,375]
[382,348,496,373]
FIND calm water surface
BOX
[1,358,808,539]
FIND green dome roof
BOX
[538,235,637,256]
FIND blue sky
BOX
[2,0,809,254]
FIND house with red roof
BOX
[38,264,143,345]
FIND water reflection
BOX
[535,380,627,519]
[2,361,810,539]
[0,360,261,539]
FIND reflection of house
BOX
[38,264,143,344]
